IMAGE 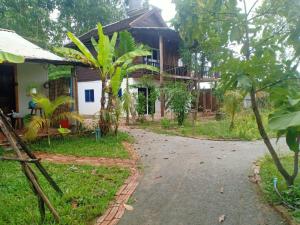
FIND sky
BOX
[148,0,263,23]
[149,0,176,23]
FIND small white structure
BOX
[0,28,73,116]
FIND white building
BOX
[0,28,74,116]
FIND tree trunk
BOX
[126,75,130,125]
[250,89,292,185]
[100,79,110,135]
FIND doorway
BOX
[0,65,16,114]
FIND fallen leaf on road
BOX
[124,204,134,211]
[219,215,225,223]
[154,175,162,179]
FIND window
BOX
[85,89,94,102]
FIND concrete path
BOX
[119,129,288,225]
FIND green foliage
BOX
[58,23,157,134]
[30,132,131,159]
[136,93,146,122]
[260,155,300,222]
[269,91,300,152]
[223,90,243,129]
[0,0,127,47]
[0,161,130,225]
[160,118,171,129]
[48,65,72,80]
[24,95,82,145]
[165,82,192,126]
[55,0,126,37]
[0,51,24,64]
[174,0,300,186]
[0,0,56,47]
[138,111,272,141]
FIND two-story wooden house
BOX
[72,4,217,117]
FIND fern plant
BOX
[24,95,82,146]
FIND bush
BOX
[161,118,171,129]
[136,93,146,122]
[166,82,192,126]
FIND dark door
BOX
[0,65,16,114]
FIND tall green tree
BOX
[55,0,126,37]
[0,0,56,47]
[172,0,239,117]
[0,0,128,47]
[173,0,300,186]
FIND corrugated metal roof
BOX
[0,28,72,64]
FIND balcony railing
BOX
[142,58,219,80]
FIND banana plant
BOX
[0,51,24,63]
[25,95,83,146]
[56,23,158,135]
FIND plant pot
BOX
[60,119,70,128]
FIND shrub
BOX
[166,82,192,126]
[161,118,171,129]
[136,93,146,122]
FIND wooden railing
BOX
[142,59,219,80]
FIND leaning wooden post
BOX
[0,111,62,195]
[0,117,60,222]
[159,35,165,117]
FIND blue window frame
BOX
[85,89,94,102]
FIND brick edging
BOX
[96,168,139,225]
[95,142,140,225]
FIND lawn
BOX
[29,132,132,159]
[0,161,130,225]
[136,111,272,141]
[260,155,300,222]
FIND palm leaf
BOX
[24,116,47,141]
[53,111,83,124]
[54,47,91,66]
[67,32,98,67]
[127,64,159,73]
[0,51,24,63]
[111,67,122,97]
[52,96,74,113]
[114,49,151,66]
[117,31,136,57]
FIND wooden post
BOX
[159,35,165,117]
[72,67,79,113]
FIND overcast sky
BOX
[149,0,262,23]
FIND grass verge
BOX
[260,154,300,222]
[136,112,272,141]
[29,132,132,159]
[0,161,130,225]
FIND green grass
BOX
[137,111,272,141]
[260,155,300,222]
[29,132,132,159]
[0,161,130,225]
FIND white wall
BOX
[78,80,102,115]
[17,63,48,116]
[77,77,162,116]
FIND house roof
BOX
[72,7,170,45]
[0,28,76,65]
